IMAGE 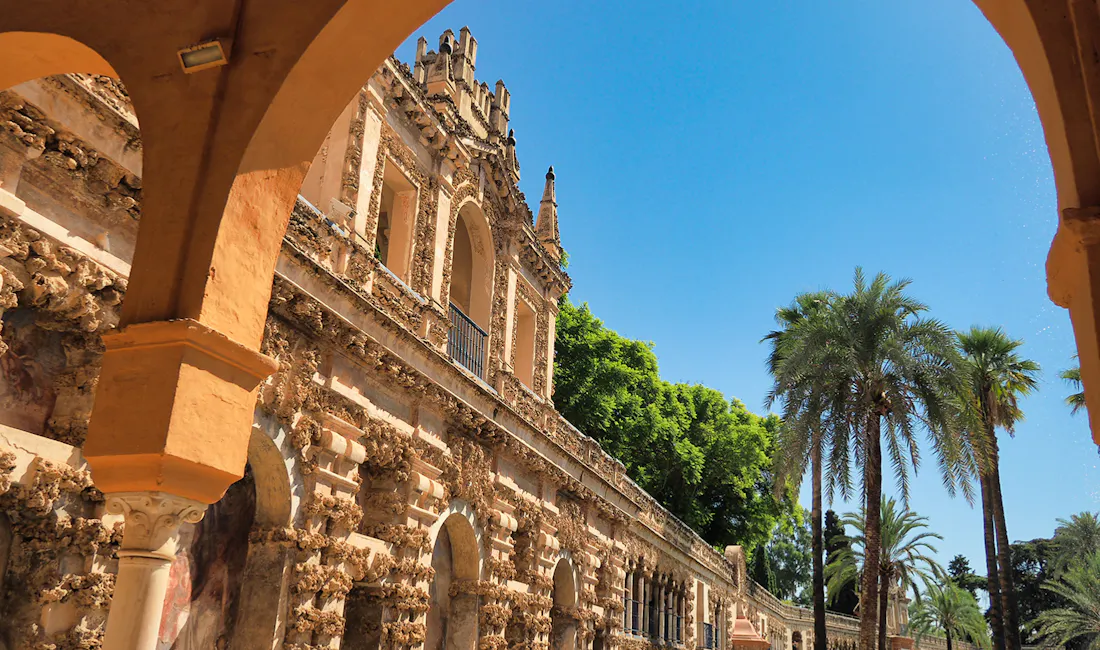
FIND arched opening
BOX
[0,32,140,451]
[792,631,803,650]
[425,512,481,650]
[447,203,494,378]
[551,558,578,650]
[227,429,295,650]
[159,464,256,650]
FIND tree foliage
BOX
[909,582,991,650]
[1030,552,1100,650]
[554,298,794,551]
[1011,538,1060,644]
[763,511,814,605]
[947,555,985,600]
[825,510,859,616]
[824,497,943,607]
[1012,512,1100,648]
[1061,363,1086,416]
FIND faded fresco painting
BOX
[158,467,256,650]
[0,309,64,434]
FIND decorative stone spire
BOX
[536,166,561,260]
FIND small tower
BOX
[536,166,561,261]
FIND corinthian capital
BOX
[106,491,208,560]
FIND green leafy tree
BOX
[909,582,991,650]
[825,510,859,616]
[769,269,965,650]
[1010,538,1060,645]
[554,298,793,551]
[1030,552,1100,650]
[956,326,1040,650]
[947,555,985,600]
[764,511,814,605]
[824,497,944,650]
[766,290,835,650]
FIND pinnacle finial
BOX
[536,164,561,260]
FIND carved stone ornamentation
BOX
[105,491,207,559]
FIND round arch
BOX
[0,32,118,92]
[246,425,293,529]
[552,554,579,609]
[425,500,484,650]
[551,553,580,650]
[450,199,496,332]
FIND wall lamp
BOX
[178,40,228,74]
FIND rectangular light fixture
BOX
[178,41,228,74]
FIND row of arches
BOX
[423,505,582,650]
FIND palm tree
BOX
[770,269,966,650]
[1030,552,1100,650]
[765,291,835,650]
[1052,512,1100,575]
[909,581,991,650]
[824,497,944,650]
[956,327,1040,650]
[1061,363,1086,415]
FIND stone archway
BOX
[227,427,296,650]
[425,509,482,650]
[551,558,579,650]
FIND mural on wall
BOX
[0,309,64,434]
[158,466,256,650]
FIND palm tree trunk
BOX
[877,567,888,650]
[979,466,1005,650]
[859,416,883,650]
[812,431,827,650]
[989,435,1021,650]
[946,629,953,650]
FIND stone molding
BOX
[102,318,279,380]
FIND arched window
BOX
[447,203,494,378]
[375,160,417,282]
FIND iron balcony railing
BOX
[448,302,487,379]
[701,623,715,650]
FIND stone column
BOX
[103,492,208,650]
[657,579,666,640]
[639,573,648,636]
[624,566,633,631]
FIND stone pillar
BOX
[639,573,647,636]
[102,492,208,650]
[624,566,633,631]
[658,579,666,640]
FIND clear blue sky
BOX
[398,1,1096,572]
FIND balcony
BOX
[448,302,487,379]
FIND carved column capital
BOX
[106,491,207,560]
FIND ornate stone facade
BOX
[0,27,970,650]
